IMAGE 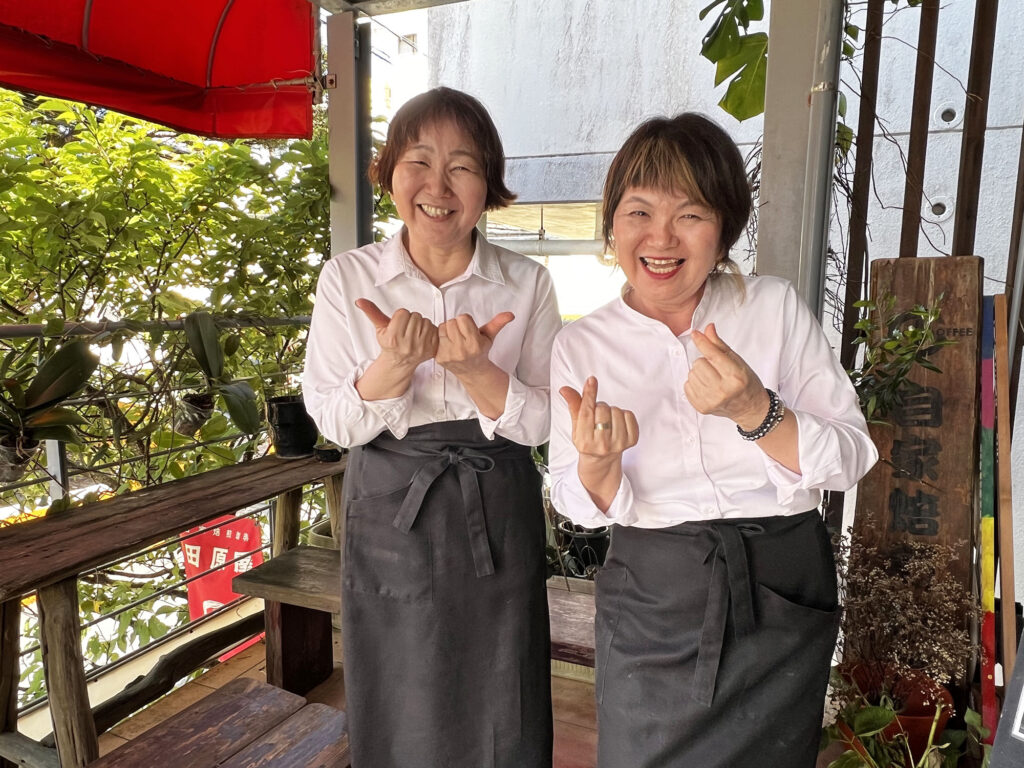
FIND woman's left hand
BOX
[684,323,771,432]
[436,312,514,378]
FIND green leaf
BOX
[702,15,741,62]
[845,24,860,41]
[223,333,241,357]
[842,41,855,59]
[30,424,82,443]
[217,381,261,434]
[852,705,896,737]
[24,407,87,428]
[183,312,225,381]
[23,341,99,413]
[43,318,65,337]
[698,0,728,22]
[717,33,768,121]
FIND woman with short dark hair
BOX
[304,86,559,768]
[549,112,878,767]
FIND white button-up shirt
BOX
[303,231,562,448]
[549,274,878,529]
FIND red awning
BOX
[0,0,316,139]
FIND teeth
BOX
[640,257,684,274]
[420,204,452,218]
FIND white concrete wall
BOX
[427,0,1024,603]
[428,0,764,203]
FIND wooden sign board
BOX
[852,256,982,592]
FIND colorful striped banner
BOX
[981,294,997,741]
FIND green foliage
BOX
[0,89,342,714]
[0,340,98,449]
[699,0,767,122]
[181,311,261,434]
[847,295,953,424]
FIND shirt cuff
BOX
[476,374,525,440]
[763,410,844,505]
[554,460,638,528]
[350,362,413,439]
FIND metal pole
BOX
[796,0,844,319]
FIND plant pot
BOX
[0,438,39,484]
[557,520,610,576]
[307,519,341,630]
[842,663,954,761]
[266,395,318,459]
[173,392,215,435]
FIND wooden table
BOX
[233,545,597,695]
[88,677,348,768]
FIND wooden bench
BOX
[232,545,597,694]
[0,454,347,768]
[88,677,349,768]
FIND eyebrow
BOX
[408,144,479,161]
[621,193,708,211]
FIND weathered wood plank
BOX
[0,455,347,602]
[0,732,59,768]
[42,613,265,745]
[233,546,341,614]
[0,599,19,768]
[89,678,304,768]
[218,702,348,768]
[37,579,97,767]
[264,602,334,695]
[853,256,981,592]
[273,489,303,556]
[547,589,596,668]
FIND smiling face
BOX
[612,185,724,330]
[391,119,488,266]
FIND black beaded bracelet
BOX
[736,388,786,441]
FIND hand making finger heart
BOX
[355,298,439,370]
[684,323,770,428]
[435,312,514,377]
[560,376,639,461]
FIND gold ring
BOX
[595,422,612,431]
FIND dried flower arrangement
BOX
[821,522,985,767]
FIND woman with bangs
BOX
[548,113,877,766]
[304,87,560,768]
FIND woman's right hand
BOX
[356,298,439,370]
[560,376,639,460]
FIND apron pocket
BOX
[755,583,840,635]
[344,485,433,603]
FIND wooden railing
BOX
[0,454,346,768]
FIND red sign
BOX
[180,514,264,658]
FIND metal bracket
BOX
[324,73,338,89]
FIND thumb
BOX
[559,386,583,425]
[354,298,391,332]
[480,311,515,341]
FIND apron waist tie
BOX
[392,446,497,578]
[692,522,765,708]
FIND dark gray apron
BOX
[340,420,552,768]
[595,510,840,768]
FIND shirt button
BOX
[435,409,445,419]
[687,436,697,445]
[434,370,443,380]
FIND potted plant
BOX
[0,340,99,482]
[821,526,980,767]
[173,312,261,436]
[265,392,318,459]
